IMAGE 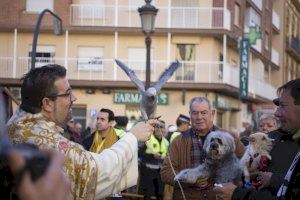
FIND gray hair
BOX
[258,114,279,128]
[189,97,213,111]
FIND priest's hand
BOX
[130,119,159,141]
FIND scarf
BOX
[191,129,207,167]
[90,127,118,153]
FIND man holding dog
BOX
[160,97,244,199]
[214,78,300,199]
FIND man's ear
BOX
[41,98,54,113]
[211,109,216,117]
[109,120,116,127]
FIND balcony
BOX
[70,4,231,30]
[271,48,279,65]
[272,10,280,30]
[286,36,300,61]
[0,57,276,100]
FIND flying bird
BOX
[115,59,181,120]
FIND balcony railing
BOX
[70,4,231,30]
[272,10,280,30]
[271,48,279,65]
[0,57,276,100]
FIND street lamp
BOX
[31,9,63,70]
[138,0,158,89]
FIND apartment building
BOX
[0,0,285,131]
[284,0,300,82]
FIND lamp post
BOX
[138,0,158,89]
[31,9,63,70]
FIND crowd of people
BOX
[1,64,300,200]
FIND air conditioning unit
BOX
[11,88,21,100]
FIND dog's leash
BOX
[156,127,187,200]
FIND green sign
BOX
[244,26,262,45]
[239,39,250,100]
[114,92,168,105]
[214,96,240,111]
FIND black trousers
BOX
[138,166,164,200]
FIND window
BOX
[77,47,104,71]
[28,45,55,68]
[219,53,224,79]
[234,3,240,27]
[264,65,270,82]
[72,105,87,130]
[175,44,195,81]
[128,48,152,71]
[26,0,53,13]
[264,32,270,50]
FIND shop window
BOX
[217,111,224,128]
[72,105,87,130]
[125,105,141,130]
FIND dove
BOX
[115,59,181,120]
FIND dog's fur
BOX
[174,131,242,184]
[240,132,274,182]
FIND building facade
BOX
[284,0,300,82]
[0,0,286,131]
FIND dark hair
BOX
[176,114,190,127]
[115,116,128,127]
[100,108,115,121]
[277,78,300,105]
[20,64,67,114]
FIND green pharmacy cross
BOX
[244,26,262,45]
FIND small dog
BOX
[174,131,242,184]
[240,132,274,184]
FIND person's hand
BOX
[153,153,162,159]
[9,150,71,200]
[257,172,272,189]
[129,119,159,142]
[213,182,237,200]
[195,176,209,187]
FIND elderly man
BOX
[7,65,157,199]
[160,97,244,200]
[214,78,300,199]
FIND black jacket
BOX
[232,129,300,200]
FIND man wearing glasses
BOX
[7,64,158,199]
[214,78,300,200]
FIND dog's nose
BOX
[211,143,218,150]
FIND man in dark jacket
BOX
[214,78,300,200]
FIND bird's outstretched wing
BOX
[152,61,181,91]
[115,59,145,92]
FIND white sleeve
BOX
[90,132,138,199]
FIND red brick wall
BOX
[0,0,71,31]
